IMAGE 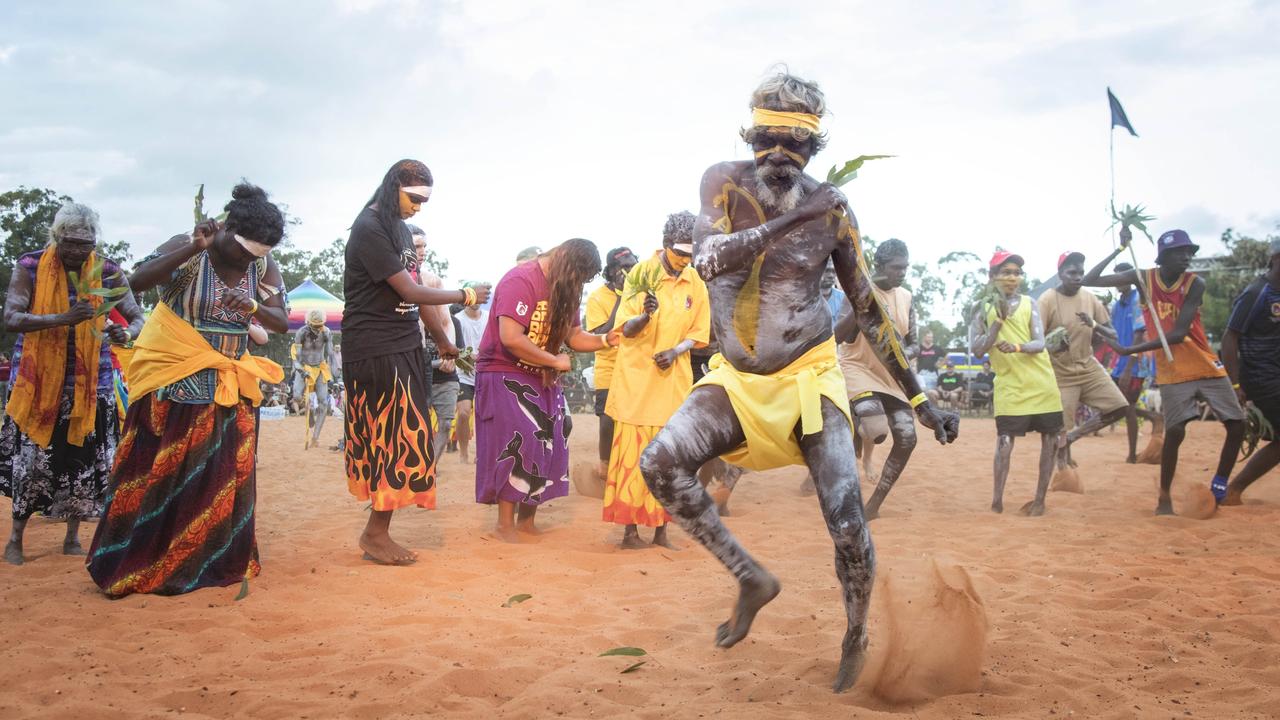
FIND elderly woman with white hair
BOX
[1,202,144,565]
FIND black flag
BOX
[1107,87,1137,137]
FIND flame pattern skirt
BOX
[473,370,570,506]
[343,349,437,512]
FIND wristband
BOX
[1232,383,1240,390]
[909,393,927,409]
[1014,343,1021,353]
[599,333,609,350]
[249,299,259,315]
[461,287,476,306]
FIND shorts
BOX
[594,388,609,416]
[1250,393,1280,432]
[995,411,1064,437]
[1112,374,1145,399]
[1058,365,1128,430]
[851,392,910,418]
[458,383,475,402]
[1159,376,1244,427]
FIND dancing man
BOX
[1083,229,1244,513]
[292,308,337,449]
[1103,259,1162,463]
[603,213,710,548]
[1223,237,1280,503]
[969,251,1063,516]
[638,72,957,692]
[1037,251,1130,465]
[834,238,921,519]
[2,203,144,564]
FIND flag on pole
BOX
[1107,87,1138,137]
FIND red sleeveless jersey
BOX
[1142,269,1225,384]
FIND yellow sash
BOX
[4,249,105,448]
[695,337,852,471]
[127,302,283,407]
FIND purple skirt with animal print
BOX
[473,370,570,506]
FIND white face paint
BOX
[235,234,272,257]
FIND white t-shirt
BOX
[456,309,488,385]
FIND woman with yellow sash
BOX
[86,183,288,597]
[2,203,144,565]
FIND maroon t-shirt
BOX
[477,260,579,377]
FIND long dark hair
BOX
[365,159,432,245]
[543,238,601,354]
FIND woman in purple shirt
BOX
[474,239,618,541]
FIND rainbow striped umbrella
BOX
[286,279,344,331]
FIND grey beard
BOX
[754,167,803,213]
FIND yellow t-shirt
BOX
[605,254,711,426]
[987,296,1062,417]
[585,284,623,390]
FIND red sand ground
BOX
[2,415,1278,719]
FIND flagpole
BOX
[1109,127,1116,244]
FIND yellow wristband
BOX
[1232,383,1240,390]
[249,299,259,315]
[909,393,927,408]
[1014,343,1021,353]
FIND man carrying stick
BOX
[1084,229,1245,514]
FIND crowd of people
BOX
[1,70,1277,694]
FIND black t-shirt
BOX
[973,371,996,387]
[938,371,963,391]
[917,345,941,373]
[1227,277,1280,400]
[341,208,421,364]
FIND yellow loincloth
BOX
[695,337,852,471]
[301,361,333,395]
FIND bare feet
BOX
[620,527,647,550]
[798,474,816,496]
[651,526,678,550]
[991,499,1003,514]
[863,502,881,522]
[1155,496,1175,516]
[1125,454,1137,464]
[63,538,85,556]
[4,541,23,566]
[833,627,869,693]
[1019,500,1045,517]
[715,570,781,649]
[516,519,541,535]
[494,525,520,544]
[1223,486,1244,506]
[359,532,417,565]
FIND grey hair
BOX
[662,211,696,248]
[406,223,425,238]
[49,202,101,244]
[874,238,909,268]
[740,69,829,153]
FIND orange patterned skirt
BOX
[602,422,671,527]
[87,395,260,597]
[343,349,437,511]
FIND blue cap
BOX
[1156,229,1198,259]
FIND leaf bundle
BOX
[1108,202,1156,244]
[825,155,894,187]
[625,262,664,301]
[68,257,130,321]
[1045,326,1069,353]
[1242,403,1276,459]
[454,346,477,375]
[193,183,229,224]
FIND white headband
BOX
[671,242,694,254]
[401,185,432,198]
[235,234,272,258]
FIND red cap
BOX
[1057,251,1085,269]
[989,250,1025,270]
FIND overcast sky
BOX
[3,0,1278,295]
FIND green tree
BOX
[1199,228,1276,343]
[1,187,132,353]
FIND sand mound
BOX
[1050,465,1084,493]
[570,461,605,499]
[1136,433,1163,464]
[867,558,989,704]
[1178,483,1218,520]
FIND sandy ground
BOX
[2,413,1280,719]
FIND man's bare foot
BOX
[1125,454,1137,464]
[620,527,647,550]
[798,474,816,496]
[1155,496,1175,516]
[516,519,541,535]
[715,571,781,648]
[1223,487,1244,506]
[359,532,417,565]
[863,502,881,522]
[651,527,678,550]
[63,538,84,556]
[991,499,1003,514]
[1019,500,1045,517]
[832,629,869,693]
[494,525,521,544]
[4,541,23,566]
